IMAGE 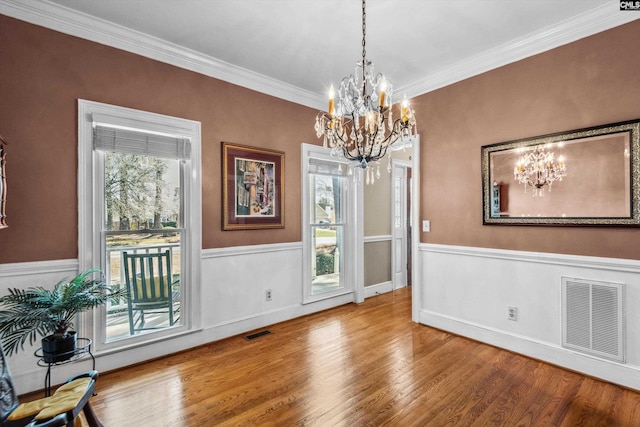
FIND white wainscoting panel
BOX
[0,242,358,394]
[0,261,82,394]
[418,243,640,391]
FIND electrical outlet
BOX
[266,289,272,301]
[422,220,431,232]
[508,306,517,321]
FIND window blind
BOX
[93,124,191,160]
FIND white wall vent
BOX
[561,277,624,363]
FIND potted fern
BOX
[0,269,126,362]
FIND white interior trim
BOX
[410,136,421,322]
[419,307,640,391]
[0,259,78,278]
[1,1,636,109]
[422,243,640,273]
[364,281,393,298]
[363,235,392,243]
[203,242,302,259]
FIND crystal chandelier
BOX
[314,0,417,185]
[513,145,567,196]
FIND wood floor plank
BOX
[21,287,640,426]
[501,362,580,426]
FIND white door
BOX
[391,159,411,289]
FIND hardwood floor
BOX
[77,288,640,425]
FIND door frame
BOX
[301,134,420,320]
[301,143,359,304]
[391,158,412,290]
[409,135,421,322]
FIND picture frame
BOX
[222,142,284,230]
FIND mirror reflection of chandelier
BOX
[514,145,567,197]
[314,0,417,185]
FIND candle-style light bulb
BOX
[328,85,335,117]
[379,78,387,107]
[365,111,376,134]
[401,95,409,123]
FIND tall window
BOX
[302,145,354,303]
[95,125,188,341]
[78,100,201,351]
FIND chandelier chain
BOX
[361,0,367,84]
[362,0,366,63]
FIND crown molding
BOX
[2,0,638,108]
[0,0,322,109]
[398,4,640,98]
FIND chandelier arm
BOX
[364,135,390,163]
[375,144,391,163]
[392,117,412,135]
[358,125,381,164]
[330,115,363,163]
[344,150,363,162]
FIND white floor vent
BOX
[561,277,625,363]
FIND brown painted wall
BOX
[415,20,640,260]
[1,15,639,264]
[0,15,318,263]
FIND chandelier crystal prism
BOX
[513,145,567,197]
[314,0,417,184]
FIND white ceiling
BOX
[2,0,638,109]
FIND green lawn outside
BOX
[315,229,336,238]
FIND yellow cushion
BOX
[135,275,170,298]
[7,397,50,420]
[34,377,92,420]
[8,377,92,423]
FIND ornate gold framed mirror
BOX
[482,119,640,226]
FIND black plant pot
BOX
[42,331,77,363]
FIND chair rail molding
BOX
[202,241,303,259]
[0,259,78,278]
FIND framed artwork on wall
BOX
[222,142,284,230]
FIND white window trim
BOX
[78,99,202,353]
[301,143,361,304]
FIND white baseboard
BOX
[419,308,640,391]
[364,281,394,298]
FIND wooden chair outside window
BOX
[122,250,179,335]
